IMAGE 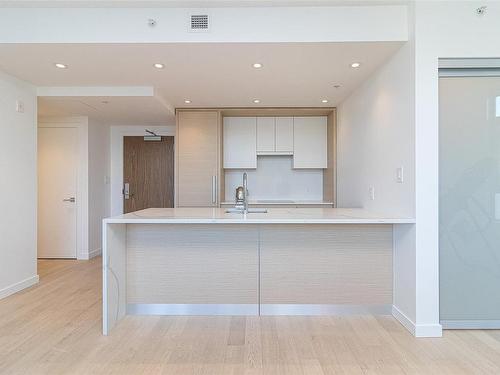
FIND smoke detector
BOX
[476,6,487,16]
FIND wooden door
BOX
[123,136,174,213]
[177,111,220,207]
[38,126,78,258]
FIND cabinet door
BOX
[293,116,327,168]
[223,117,257,169]
[256,117,275,152]
[177,111,219,207]
[275,117,294,152]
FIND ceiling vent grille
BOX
[189,14,209,32]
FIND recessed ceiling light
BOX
[253,99,260,104]
[154,63,164,69]
[54,63,67,69]
[321,99,329,103]
[252,63,263,69]
[351,62,361,68]
[184,99,191,104]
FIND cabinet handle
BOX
[212,175,217,204]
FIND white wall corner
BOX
[0,275,39,300]
[78,250,90,260]
[414,323,442,338]
[392,306,443,337]
[89,248,102,259]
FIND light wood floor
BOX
[1,258,500,375]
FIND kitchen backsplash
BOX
[224,155,323,202]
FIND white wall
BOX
[337,1,500,337]
[224,156,323,202]
[336,27,418,334]
[0,71,39,299]
[413,1,500,336]
[337,41,415,218]
[0,6,407,43]
[88,118,111,258]
[110,125,175,216]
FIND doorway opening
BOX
[123,136,174,213]
[439,58,500,329]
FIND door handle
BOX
[123,182,130,200]
[212,175,217,204]
[63,197,76,203]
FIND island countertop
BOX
[104,207,415,224]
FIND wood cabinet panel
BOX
[260,224,392,305]
[177,111,219,207]
[126,224,259,304]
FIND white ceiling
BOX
[38,96,173,125]
[0,0,407,7]
[0,42,403,125]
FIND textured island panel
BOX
[126,224,259,304]
[260,224,392,305]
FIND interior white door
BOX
[38,127,78,258]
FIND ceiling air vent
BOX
[189,14,209,32]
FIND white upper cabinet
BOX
[224,115,326,169]
[256,116,294,154]
[223,117,257,169]
[275,117,294,152]
[256,117,275,153]
[293,116,327,169]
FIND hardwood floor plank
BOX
[0,258,499,375]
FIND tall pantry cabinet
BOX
[176,110,221,207]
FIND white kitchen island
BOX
[102,208,414,335]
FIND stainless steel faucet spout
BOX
[242,173,248,214]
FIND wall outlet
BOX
[368,186,375,200]
[16,100,25,113]
[396,167,404,183]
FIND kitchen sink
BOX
[225,208,268,214]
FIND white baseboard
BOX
[415,323,442,337]
[89,248,102,259]
[392,305,442,337]
[78,248,101,260]
[77,251,89,260]
[392,305,416,335]
[0,275,39,300]
[441,320,500,329]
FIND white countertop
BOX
[220,200,333,206]
[104,207,415,224]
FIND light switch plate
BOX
[396,167,404,183]
[368,186,375,200]
[16,100,25,113]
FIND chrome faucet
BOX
[242,172,249,214]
